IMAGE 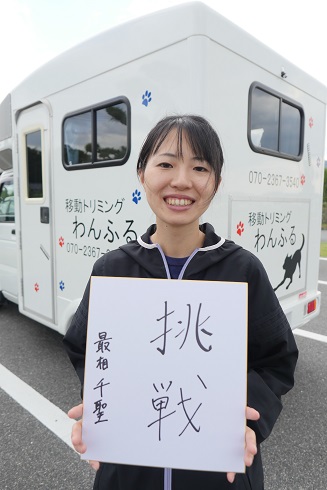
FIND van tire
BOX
[0,291,7,306]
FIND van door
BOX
[0,171,17,302]
[17,103,54,322]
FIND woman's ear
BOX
[138,169,145,185]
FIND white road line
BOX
[293,328,327,343]
[318,280,327,285]
[1,320,326,455]
[320,257,327,261]
[0,362,75,449]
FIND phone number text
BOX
[249,171,300,188]
[66,242,109,258]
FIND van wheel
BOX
[0,291,7,306]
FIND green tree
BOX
[324,167,327,202]
[106,106,127,125]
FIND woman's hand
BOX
[68,403,100,471]
[227,406,260,484]
[68,403,259,478]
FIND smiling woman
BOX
[137,116,222,257]
[63,114,298,490]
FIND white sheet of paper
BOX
[82,276,247,473]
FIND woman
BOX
[63,115,298,490]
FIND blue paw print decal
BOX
[132,189,141,204]
[142,90,152,107]
[59,280,65,291]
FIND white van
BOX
[0,2,326,333]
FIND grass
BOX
[321,242,327,258]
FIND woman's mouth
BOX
[165,198,193,206]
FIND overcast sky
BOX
[1,0,327,160]
[1,0,327,103]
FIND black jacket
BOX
[63,223,298,490]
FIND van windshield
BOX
[0,179,14,222]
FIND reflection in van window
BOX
[26,130,43,198]
[0,180,15,222]
[251,89,279,151]
[96,104,128,161]
[249,84,303,160]
[64,112,92,165]
[63,98,130,169]
[280,102,302,156]
[0,149,13,171]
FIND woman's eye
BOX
[158,162,172,168]
[194,166,208,172]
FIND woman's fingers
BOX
[226,407,260,483]
[226,472,236,483]
[67,404,100,470]
[89,460,100,471]
[244,406,259,467]
[244,426,257,467]
[68,403,83,420]
[246,406,260,421]
[68,403,86,454]
[71,419,87,454]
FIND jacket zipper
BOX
[164,468,172,490]
[155,244,199,281]
[155,245,199,490]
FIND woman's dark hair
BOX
[136,115,224,193]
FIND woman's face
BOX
[139,129,216,230]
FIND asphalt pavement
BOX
[0,251,326,489]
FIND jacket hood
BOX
[119,223,243,279]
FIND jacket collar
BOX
[118,223,241,279]
[137,223,225,251]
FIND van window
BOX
[0,149,12,171]
[248,83,303,160]
[0,179,14,222]
[63,98,131,170]
[26,130,43,198]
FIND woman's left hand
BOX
[227,406,260,484]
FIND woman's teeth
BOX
[166,198,192,206]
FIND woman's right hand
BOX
[68,403,100,471]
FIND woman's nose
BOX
[170,168,192,189]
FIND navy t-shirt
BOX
[165,255,188,279]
